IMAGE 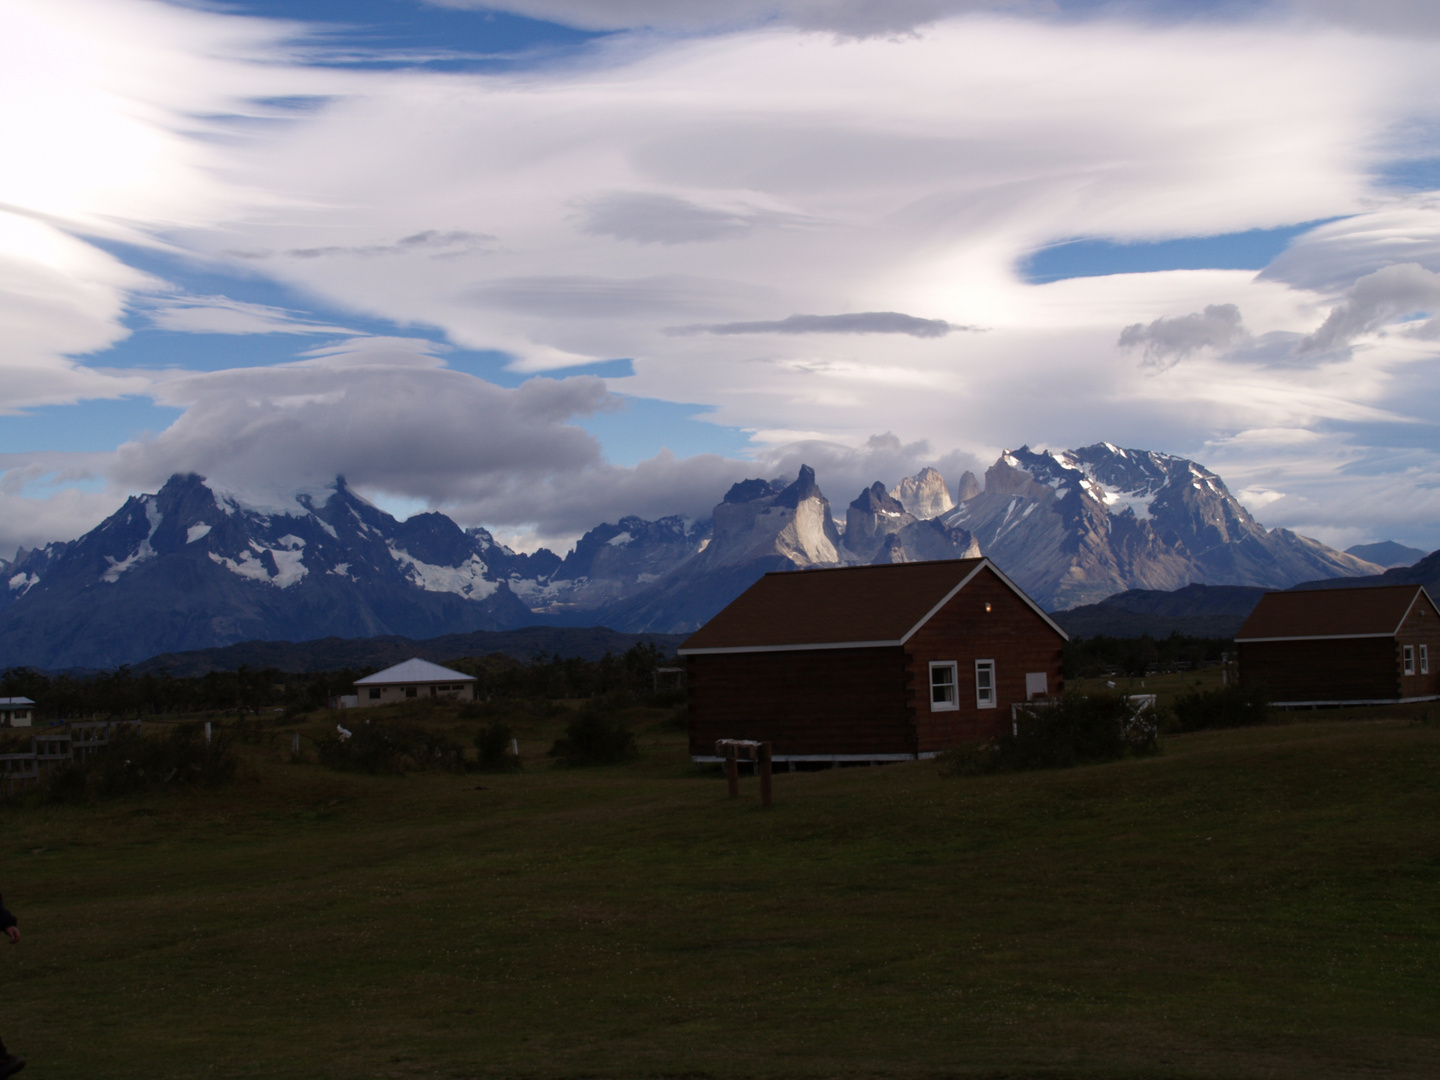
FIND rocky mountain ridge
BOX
[937,444,1381,609]
[0,444,1393,669]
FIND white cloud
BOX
[573,193,798,244]
[3,2,1440,551]
[227,230,495,261]
[1118,303,1247,369]
[673,312,962,337]
[145,295,357,335]
[1236,486,1286,513]
[0,212,155,410]
[756,433,983,511]
[0,0,339,409]
[1260,196,1440,292]
[427,0,1007,35]
[110,340,615,506]
[0,481,123,560]
[1286,0,1440,37]
[1299,262,1440,352]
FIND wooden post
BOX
[292,732,300,754]
[724,744,739,799]
[204,721,212,745]
[758,742,772,808]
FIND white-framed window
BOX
[1404,645,1416,675]
[929,661,958,711]
[368,688,381,700]
[975,660,996,709]
[1422,645,1430,675]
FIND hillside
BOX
[1290,546,1440,595]
[1053,583,1270,639]
[5,708,1437,1078]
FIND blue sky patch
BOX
[83,239,373,327]
[1375,157,1440,192]
[209,0,602,70]
[576,397,752,467]
[0,398,184,454]
[540,358,635,380]
[86,330,344,373]
[1020,220,1342,284]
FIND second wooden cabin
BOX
[1236,584,1440,706]
[680,558,1067,765]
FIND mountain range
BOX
[0,443,1398,670]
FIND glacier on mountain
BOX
[388,547,499,600]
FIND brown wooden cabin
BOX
[1235,585,1440,706]
[679,558,1067,764]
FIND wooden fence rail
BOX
[0,720,142,792]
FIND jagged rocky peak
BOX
[955,470,982,503]
[978,444,1196,519]
[889,467,955,519]
[941,442,1386,611]
[872,519,980,565]
[2,541,70,607]
[844,482,915,559]
[708,464,840,567]
[0,471,547,669]
[551,514,709,584]
[723,477,785,504]
[772,464,824,508]
[851,481,907,515]
[984,448,1070,500]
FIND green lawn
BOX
[2,705,1438,1079]
[1070,666,1227,709]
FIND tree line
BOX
[1063,633,1232,679]
[0,642,673,721]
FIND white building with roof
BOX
[0,697,35,727]
[352,658,476,708]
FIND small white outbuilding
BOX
[353,658,476,708]
[0,697,35,727]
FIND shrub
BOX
[937,691,1159,777]
[317,719,465,775]
[548,701,637,766]
[646,685,687,709]
[1171,684,1270,732]
[43,725,238,802]
[474,721,522,773]
[231,717,269,745]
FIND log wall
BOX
[1240,637,1402,702]
[687,646,913,756]
[903,566,1066,749]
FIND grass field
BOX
[2,701,1438,1079]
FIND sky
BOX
[3,0,1440,558]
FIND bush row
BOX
[6,725,239,804]
[938,684,1272,777]
[938,691,1160,776]
[314,697,643,774]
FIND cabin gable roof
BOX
[1235,585,1440,642]
[678,558,1066,655]
[354,657,476,686]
